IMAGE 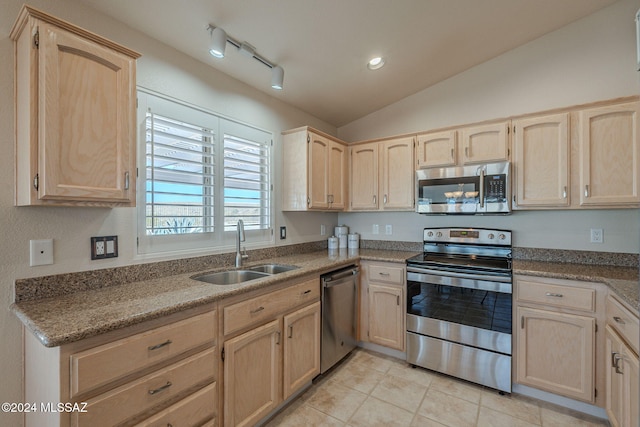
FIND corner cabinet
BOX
[605,295,639,427]
[11,5,140,207]
[282,127,347,211]
[349,136,414,211]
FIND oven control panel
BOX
[423,227,511,246]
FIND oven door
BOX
[406,267,512,355]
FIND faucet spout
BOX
[236,219,248,267]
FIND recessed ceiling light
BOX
[367,57,385,70]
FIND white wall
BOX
[338,0,640,253]
[0,1,338,424]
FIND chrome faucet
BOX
[235,219,248,267]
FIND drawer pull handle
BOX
[545,292,563,298]
[379,272,390,276]
[613,316,626,324]
[148,381,172,395]
[148,340,172,351]
[250,306,265,315]
[302,289,312,295]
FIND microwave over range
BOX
[416,161,511,215]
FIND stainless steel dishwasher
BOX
[320,265,359,373]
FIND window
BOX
[137,90,273,255]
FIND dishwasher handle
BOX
[322,267,359,285]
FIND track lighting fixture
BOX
[207,24,284,90]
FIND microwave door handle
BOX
[479,167,485,208]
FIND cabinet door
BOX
[416,130,456,168]
[460,122,510,164]
[224,320,281,427]
[328,142,347,210]
[283,302,321,400]
[368,283,404,351]
[626,349,639,427]
[516,306,595,402]
[380,137,415,210]
[349,143,378,210]
[579,102,640,206]
[513,113,569,208]
[606,326,625,427]
[38,22,135,203]
[307,132,329,209]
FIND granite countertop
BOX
[513,259,639,312]
[11,249,416,348]
[11,248,638,348]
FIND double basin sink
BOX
[193,264,299,286]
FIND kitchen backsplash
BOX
[14,239,637,303]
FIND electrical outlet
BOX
[372,224,379,235]
[280,226,287,240]
[385,225,393,235]
[590,228,603,243]
[320,224,326,236]
[91,236,118,260]
[30,239,53,266]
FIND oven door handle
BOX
[407,266,512,286]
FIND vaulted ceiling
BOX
[78,0,618,127]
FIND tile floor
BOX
[265,348,609,427]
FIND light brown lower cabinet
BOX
[516,306,595,402]
[359,261,406,351]
[605,294,639,427]
[221,278,321,427]
[24,306,218,427]
[514,275,605,405]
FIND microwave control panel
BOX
[485,174,507,201]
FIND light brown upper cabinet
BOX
[579,101,640,207]
[349,136,414,211]
[11,5,140,207]
[459,121,510,164]
[512,113,570,208]
[416,122,509,169]
[416,130,457,169]
[282,127,347,211]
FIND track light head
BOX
[271,65,284,90]
[209,26,227,58]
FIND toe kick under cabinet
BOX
[23,305,218,427]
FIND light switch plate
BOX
[30,239,53,266]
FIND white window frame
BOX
[136,89,274,257]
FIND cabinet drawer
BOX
[72,347,216,427]
[517,278,595,312]
[607,295,639,355]
[368,264,404,285]
[134,381,216,427]
[223,278,319,336]
[70,310,216,397]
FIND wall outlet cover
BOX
[30,239,53,266]
[91,236,118,260]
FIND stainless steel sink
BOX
[247,264,299,274]
[193,270,269,285]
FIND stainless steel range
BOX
[406,227,513,393]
